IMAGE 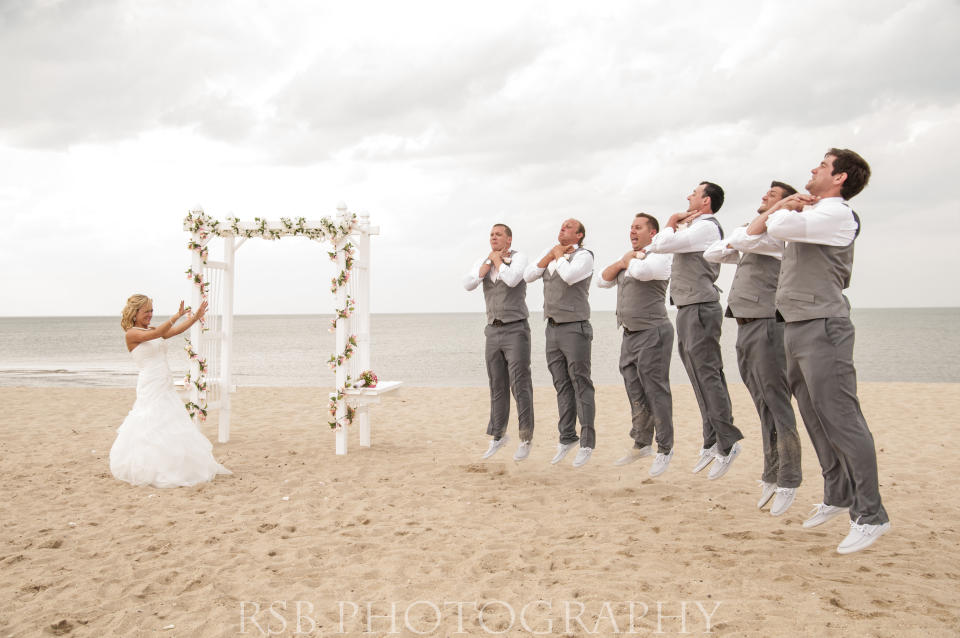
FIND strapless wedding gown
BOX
[109,336,231,488]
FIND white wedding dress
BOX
[110,335,231,488]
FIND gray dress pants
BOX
[545,320,596,448]
[735,318,802,488]
[484,319,534,441]
[675,301,743,452]
[784,317,888,525]
[618,320,674,453]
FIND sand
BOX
[1,383,958,637]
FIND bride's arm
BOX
[125,303,186,348]
[163,300,208,339]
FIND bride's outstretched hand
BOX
[193,300,209,323]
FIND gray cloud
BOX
[0,0,278,147]
[1,0,958,316]
[4,0,957,170]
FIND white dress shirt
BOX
[766,197,858,247]
[645,214,722,255]
[704,225,785,264]
[597,252,672,289]
[463,250,530,290]
[523,244,593,284]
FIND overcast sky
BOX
[2,0,958,317]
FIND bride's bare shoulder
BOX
[125,327,151,351]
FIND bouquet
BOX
[354,370,378,388]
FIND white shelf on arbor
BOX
[344,380,403,402]
[342,381,403,450]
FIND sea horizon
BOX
[1,304,957,319]
[2,308,958,388]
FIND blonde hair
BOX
[121,294,150,331]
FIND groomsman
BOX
[748,148,890,554]
[646,182,744,479]
[524,219,597,468]
[463,224,535,461]
[705,181,803,515]
[598,213,675,477]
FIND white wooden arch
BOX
[182,203,401,455]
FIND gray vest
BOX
[668,216,724,306]
[616,272,669,331]
[482,264,529,325]
[725,252,781,319]
[776,210,860,322]
[543,247,592,323]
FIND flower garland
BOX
[183,337,208,421]
[326,242,360,430]
[183,209,359,428]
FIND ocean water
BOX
[0,309,957,388]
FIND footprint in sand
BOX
[721,530,757,541]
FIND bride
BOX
[110,294,232,488]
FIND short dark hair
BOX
[699,181,724,213]
[492,223,512,237]
[770,181,797,197]
[634,212,659,233]
[827,148,871,200]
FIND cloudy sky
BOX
[2,0,958,317]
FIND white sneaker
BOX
[691,443,718,473]
[613,445,653,466]
[757,481,777,509]
[649,450,673,477]
[481,434,509,460]
[802,503,849,529]
[572,447,593,468]
[770,487,797,516]
[550,442,576,465]
[837,519,891,555]
[707,442,741,480]
[513,440,532,461]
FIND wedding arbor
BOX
[182,203,400,455]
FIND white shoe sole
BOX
[837,522,891,555]
[613,447,652,466]
[802,507,848,529]
[649,454,673,477]
[481,435,509,460]
[708,443,741,480]
[757,488,777,509]
[550,445,574,465]
[513,444,532,462]
[691,448,717,473]
[770,491,797,517]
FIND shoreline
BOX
[2,383,958,636]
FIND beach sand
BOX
[1,383,958,637]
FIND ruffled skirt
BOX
[110,371,231,488]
